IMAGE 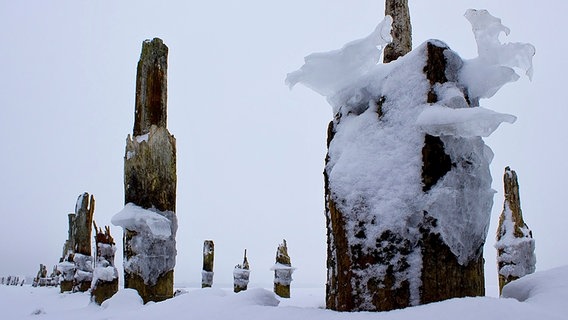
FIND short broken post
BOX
[91,223,119,305]
[496,167,535,294]
[233,249,250,293]
[202,240,214,288]
[272,240,294,298]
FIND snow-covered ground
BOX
[2,266,566,320]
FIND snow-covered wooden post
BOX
[272,240,294,298]
[33,264,47,287]
[112,38,177,303]
[73,192,95,292]
[91,223,119,305]
[202,240,214,288]
[233,249,250,293]
[59,212,76,292]
[496,167,535,294]
[287,8,534,312]
[61,213,76,262]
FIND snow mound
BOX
[2,268,568,320]
[101,288,144,311]
[230,288,280,307]
[502,266,568,305]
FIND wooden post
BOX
[61,213,76,262]
[59,213,76,292]
[383,0,412,63]
[324,41,488,311]
[496,167,535,294]
[91,223,119,305]
[72,193,95,292]
[202,240,214,288]
[272,240,294,298]
[233,249,250,293]
[122,38,177,303]
[418,42,486,306]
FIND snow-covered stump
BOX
[49,266,60,287]
[91,224,119,305]
[58,261,75,292]
[202,240,214,288]
[33,265,48,287]
[496,167,535,294]
[233,249,250,293]
[113,38,177,304]
[287,9,534,312]
[272,240,294,298]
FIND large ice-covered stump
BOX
[496,167,535,294]
[287,10,533,312]
[113,37,177,303]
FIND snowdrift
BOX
[1,266,566,320]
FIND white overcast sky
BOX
[1,1,566,296]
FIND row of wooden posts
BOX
[39,196,294,303]
[33,163,532,304]
[202,239,295,298]
[1,276,25,286]
[31,12,535,311]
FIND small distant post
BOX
[91,223,119,305]
[202,240,215,288]
[59,212,76,292]
[233,249,250,293]
[496,167,535,294]
[272,240,294,298]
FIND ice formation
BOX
[286,15,393,107]
[287,9,533,308]
[112,203,177,286]
[461,9,535,102]
[233,267,251,290]
[113,203,172,240]
[496,203,536,279]
[73,253,93,283]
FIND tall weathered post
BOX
[72,193,95,292]
[59,213,76,292]
[201,240,214,288]
[115,37,177,303]
[496,167,535,294]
